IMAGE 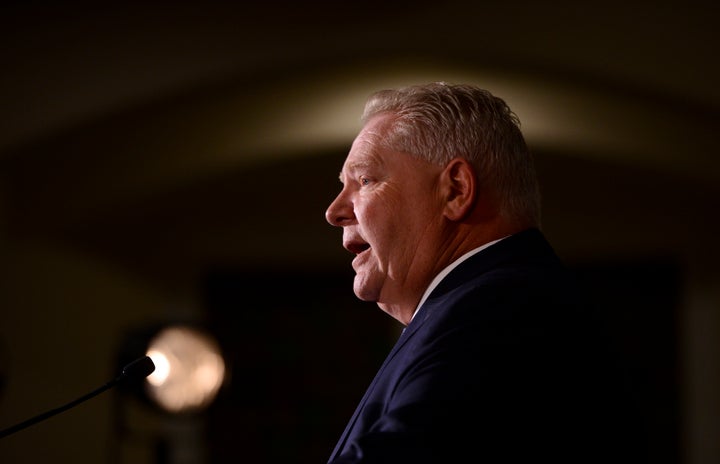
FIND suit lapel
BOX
[328,327,413,460]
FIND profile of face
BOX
[325,113,446,323]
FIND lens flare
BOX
[144,325,226,413]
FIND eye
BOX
[360,176,371,186]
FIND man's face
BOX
[325,113,445,321]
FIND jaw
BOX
[376,300,414,326]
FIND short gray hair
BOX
[362,82,541,228]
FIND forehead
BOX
[340,115,394,176]
[343,137,384,170]
[353,113,393,155]
[338,148,386,183]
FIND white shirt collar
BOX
[408,236,509,323]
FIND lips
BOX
[349,243,370,270]
[344,240,370,255]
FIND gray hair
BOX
[362,82,541,228]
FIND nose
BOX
[325,190,354,227]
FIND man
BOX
[324,82,642,463]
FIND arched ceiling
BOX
[0,0,717,286]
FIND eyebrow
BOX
[338,160,374,182]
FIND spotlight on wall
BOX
[118,323,227,415]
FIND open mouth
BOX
[345,241,370,255]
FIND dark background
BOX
[199,260,682,464]
[0,1,717,463]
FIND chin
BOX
[352,278,379,303]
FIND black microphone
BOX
[0,355,155,439]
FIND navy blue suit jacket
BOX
[328,228,643,463]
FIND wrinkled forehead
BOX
[338,115,395,174]
[338,137,387,182]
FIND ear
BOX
[441,158,476,221]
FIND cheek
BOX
[358,191,405,233]
[358,182,435,243]
[365,207,419,271]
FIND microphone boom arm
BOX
[0,356,155,439]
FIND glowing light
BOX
[146,350,170,386]
[144,325,226,413]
